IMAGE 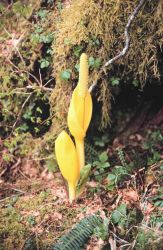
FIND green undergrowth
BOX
[0,186,79,250]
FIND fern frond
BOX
[52,215,102,250]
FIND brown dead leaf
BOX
[21,159,39,179]
[121,188,139,203]
[53,212,63,220]
[87,181,98,188]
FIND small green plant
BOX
[111,203,127,225]
[110,77,120,86]
[39,58,50,69]
[88,57,102,69]
[93,152,110,181]
[60,69,71,81]
[76,164,92,196]
[73,45,83,58]
[89,36,100,47]
[36,9,48,20]
[107,165,129,190]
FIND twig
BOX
[9,93,33,136]
[111,232,130,244]
[18,169,31,181]
[9,188,27,194]
[89,0,147,93]
[6,59,53,92]
[11,157,21,169]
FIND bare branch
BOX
[89,0,147,93]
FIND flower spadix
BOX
[68,53,92,169]
[55,131,79,202]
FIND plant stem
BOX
[68,182,76,203]
[75,138,85,170]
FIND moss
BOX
[51,0,163,131]
[0,185,80,249]
[0,204,28,249]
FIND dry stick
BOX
[9,93,33,136]
[7,59,53,92]
[89,0,147,93]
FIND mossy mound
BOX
[0,180,79,250]
[51,0,163,130]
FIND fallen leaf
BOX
[121,189,139,203]
[53,212,62,220]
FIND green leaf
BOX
[111,77,120,86]
[94,58,102,68]
[36,107,42,114]
[60,69,71,81]
[101,162,110,168]
[160,166,163,170]
[95,141,105,147]
[80,164,91,183]
[99,152,108,162]
[154,201,163,207]
[111,204,127,224]
[39,34,53,43]
[76,164,91,196]
[99,168,104,174]
[73,45,83,57]
[18,123,29,132]
[40,59,50,69]
[132,79,139,87]
[88,57,95,67]
[111,210,121,224]
[107,174,116,181]
[94,170,99,176]
[117,204,127,215]
[37,9,48,19]
[35,26,43,33]
[75,64,80,72]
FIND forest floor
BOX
[0,1,162,249]
[0,96,163,250]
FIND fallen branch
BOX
[89,0,147,93]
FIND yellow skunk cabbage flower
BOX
[55,131,80,202]
[68,53,92,170]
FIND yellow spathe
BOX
[67,86,92,140]
[55,131,79,183]
[67,53,92,140]
[67,53,92,170]
[55,131,80,202]
[55,53,93,201]
[78,53,89,98]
